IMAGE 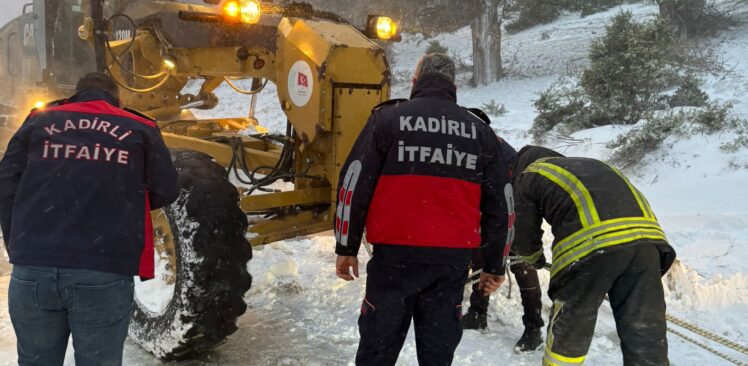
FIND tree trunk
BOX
[657,0,708,39]
[471,0,503,86]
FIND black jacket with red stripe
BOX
[0,90,178,278]
[334,74,515,275]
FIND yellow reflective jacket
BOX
[512,150,676,286]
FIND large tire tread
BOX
[129,149,252,361]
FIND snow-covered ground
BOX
[1,1,748,365]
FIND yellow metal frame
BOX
[151,209,177,284]
[88,2,392,246]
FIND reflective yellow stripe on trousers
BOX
[544,349,586,366]
[544,300,585,366]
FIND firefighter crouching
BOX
[333,53,515,365]
[511,146,676,366]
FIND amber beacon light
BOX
[368,16,398,40]
[223,0,261,24]
[223,1,240,18]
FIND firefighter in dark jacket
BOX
[511,145,676,366]
[0,72,178,365]
[459,114,545,353]
[333,54,515,366]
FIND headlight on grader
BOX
[223,0,261,24]
[34,101,45,109]
[367,16,399,41]
[240,0,261,24]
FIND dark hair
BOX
[75,72,120,101]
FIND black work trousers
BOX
[469,251,544,328]
[355,255,468,366]
[544,244,668,366]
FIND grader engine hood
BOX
[109,1,391,145]
[124,2,280,51]
[79,0,395,246]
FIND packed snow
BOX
[0,1,747,365]
[134,235,177,314]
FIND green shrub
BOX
[715,107,748,153]
[580,12,679,124]
[669,74,709,108]
[425,40,449,55]
[692,102,731,134]
[530,11,716,143]
[506,0,562,33]
[481,99,508,117]
[530,80,591,140]
[721,135,748,153]
[607,109,690,168]
[607,102,748,168]
[563,0,629,16]
[505,0,630,33]
[524,10,744,167]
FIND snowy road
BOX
[1,228,747,365]
[128,232,747,366]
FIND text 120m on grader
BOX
[0,0,399,359]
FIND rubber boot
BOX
[461,308,487,330]
[514,326,543,352]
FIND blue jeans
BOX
[8,265,134,366]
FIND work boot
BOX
[514,327,543,352]
[461,308,487,330]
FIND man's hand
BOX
[336,255,359,281]
[477,273,506,296]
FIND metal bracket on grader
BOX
[74,0,398,246]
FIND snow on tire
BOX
[129,149,252,360]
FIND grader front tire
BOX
[129,149,252,360]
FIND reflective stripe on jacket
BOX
[512,153,674,283]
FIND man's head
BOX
[413,53,456,85]
[75,72,120,103]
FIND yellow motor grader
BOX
[0,0,398,359]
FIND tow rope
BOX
[666,314,748,365]
[667,324,747,366]
[465,261,748,364]
[361,242,747,364]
